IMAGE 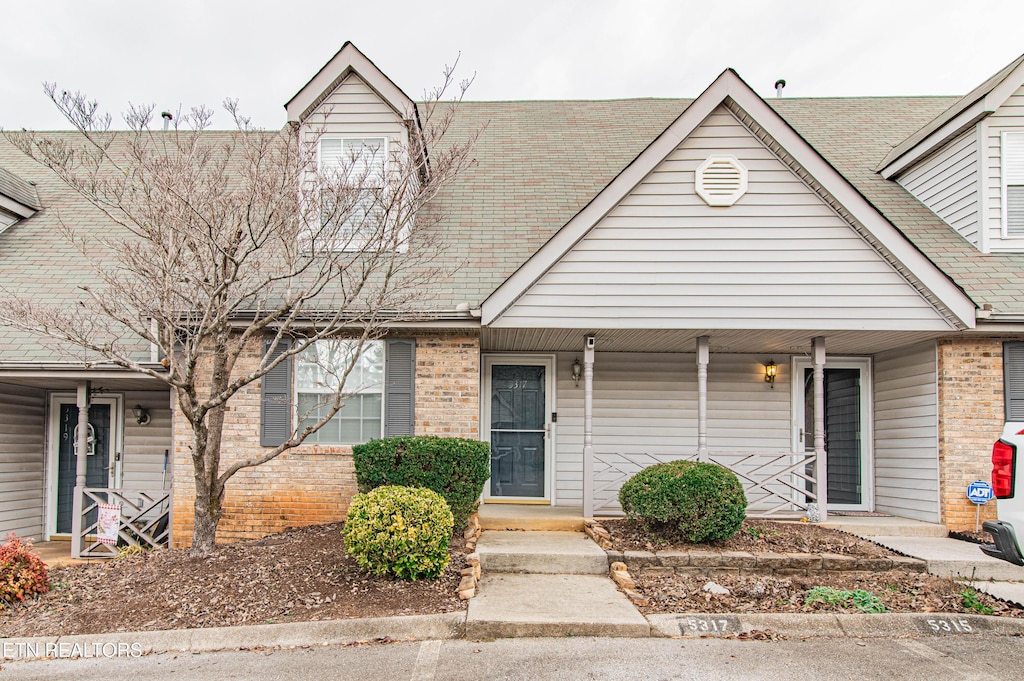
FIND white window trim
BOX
[315,136,390,252]
[1001,130,1024,239]
[294,339,386,445]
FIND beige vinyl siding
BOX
[552,351,790,506]
[120,390,173,490]
[899,131,979,247]
[305,73,408,145]
[872,342,939,522]
[497,106,948,330]
[984,84,1024,251]
[0,383,46,538]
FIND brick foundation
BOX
[937,337,1004,531]
[171,332,480,548]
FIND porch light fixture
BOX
[764,360,778,388]
[132,404,151,426]
[572,358,582,388]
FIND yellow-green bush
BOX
[343,486,453,580]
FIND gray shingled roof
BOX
[4,93,1024,364]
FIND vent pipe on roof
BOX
[161,111,173,131]
[774,79,786,98]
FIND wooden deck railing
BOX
[77,488,171,558]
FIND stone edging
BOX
[457,514,483,600]
[584,519,927,577]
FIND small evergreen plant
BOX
[0,533,50,608]
[343,486,453,580]
[618,460,747,543]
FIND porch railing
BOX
[77,488,171,558]
[592,450,819,517]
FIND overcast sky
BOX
[2,0,1022,130]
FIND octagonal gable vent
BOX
[695,156,748,207]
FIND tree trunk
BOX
[190,500,220,556]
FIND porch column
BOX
[71,381,90,558]
[696,336,710,461]
[582,335,596,518]
[812,337,828,522]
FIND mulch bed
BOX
[1,523,467,638]
[602,519,1022,617]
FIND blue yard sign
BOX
[967,480,994,505]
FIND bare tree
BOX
[1,66,478,556]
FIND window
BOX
[295,339,384,444]
[1006,342,1024,421]
[1003,132,1024,237]
[318,137,387,250]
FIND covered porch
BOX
[480,327,945,525]
[0,370,174,557]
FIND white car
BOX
[982,423,1024,565]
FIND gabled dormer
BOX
[0,165,40,234]
[880,53,1024,253]
[286,42,421,251]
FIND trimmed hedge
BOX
[618,460,747,543]
[344,486,453,580]
[352,436,490,530]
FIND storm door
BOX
[49,396,120,536]
[485,357,554,500]
[795,359,872,511]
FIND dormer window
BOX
[1003,132,1024,237]
[318,136,387,251]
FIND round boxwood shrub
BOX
[343,485,454,580]
[618,460,747,543]
[352,436,490,531]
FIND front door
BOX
[795,360,872,511]
[49,396,120,536]
[484,357,553,500]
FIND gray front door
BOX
[489,364,546,498]
[804,368,863,507]
[56,403,113,534]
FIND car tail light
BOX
[992,440,1016,499]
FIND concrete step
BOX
[477,504,585,531]
[476,530,609,574]
[819,516,948,538]
[466,573,649,638]
[869,535,1024,581]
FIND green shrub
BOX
[344,486,454,580]
[0,533,50,608]
[618,460,747,543]
[353,436,490,530]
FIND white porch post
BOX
[71,381,90,558]
[582,335,596,518]
[812,337,828,522]
[696,336,710,462]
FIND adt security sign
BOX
[967,480,994,505]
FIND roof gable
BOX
[285,42,417,124]
[481,70,976,330]
[879,52,1024,178]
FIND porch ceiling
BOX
[0,370,168,392]
[481,328,950,355]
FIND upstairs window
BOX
[318,137,387,250]
[1003,132,1024,237]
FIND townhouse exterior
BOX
[3,43,1024,551]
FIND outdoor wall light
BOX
[572,358,582,388]
[132,404,151,426]
[764,360,778,388]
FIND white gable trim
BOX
[481,69,976,330]
[881,55,1024,179]
[286,42,417,124]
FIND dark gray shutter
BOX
[384,338,416,436]
[1006,342,1024,421]
[261,336,293,447]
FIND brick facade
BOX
[936,337,1003,531]
[171,333,480,548]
